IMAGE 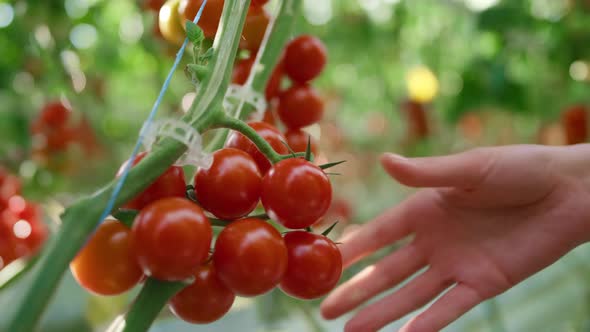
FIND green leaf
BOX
[185,21,204,44]
[199,48,214,62]
[186,64,209,81]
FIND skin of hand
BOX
[320,145,590,332]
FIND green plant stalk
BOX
[243,0,301,117]
[216,114,284,163]
[4,1,248,330]
[120,278,187,332]
[207,0,303,150]
[215,114,306,165]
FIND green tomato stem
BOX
[215,113,283,164]
[118,278,188,332]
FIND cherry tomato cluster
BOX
[0,168,48,270]
[70,141,341,324]
[147,0,269,52]
[30,101,100,171]
[232,35,327,156]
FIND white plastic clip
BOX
[223,84,267,120]
[141,119,213,169]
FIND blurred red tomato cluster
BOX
[0,168,48,270]
[30,101,102,173]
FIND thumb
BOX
[380,149,495,189]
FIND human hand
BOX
[320,145,590,332]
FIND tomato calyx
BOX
[185,184,200,204]
[318,160,346,170]
[320,221,339,237]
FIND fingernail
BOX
[382,153,408,163]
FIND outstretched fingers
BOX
[343,268,453,332]
[399,284,484,332]
[380,148,497,190]
[321,243,426,319]
[336,197,418,269]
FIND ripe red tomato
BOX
[279,231,342,299]
[231,57,255,85]
[285,129,318,156]
[38,101,71,128]
[0,174,21,204]
[44,126,75,151]
[231,56,284,101]
[9,201,48,254]
[117,152,186,210]
[131,198,212,281]
[262,108,277,125]
[265,60,284,101]
[169,263,235,323]
[145,0,166,11]
[562,104,588,145]
[225,122,289,174]
[278,84,324,129]
[179,0,224,39]
[402,99,429,139]
[195,148,262,220]
[283,35,327,84]
[70,220,143,295]
[250,0,269,7]
[213,218,287,296]
[261,158,332,229]
[0,234,18,269]
[240,7,270,52]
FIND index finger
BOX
[338,195,417,268]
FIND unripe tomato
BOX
[159,0,186,46]
[195,148,262,220]
[70,220,143,295]
[179,0,224,39]
[280,231,342,299]
[131,198,212,281]
[169,263,235,324]
[213,218,287,296]
[278,84,324,129]
[283,35,327,84]
[240,7,270,52]
[117,152,186,210]
[562,104,588,145]
[225,122,289,174]
[285,129,318,156]
[261,158,332,229]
